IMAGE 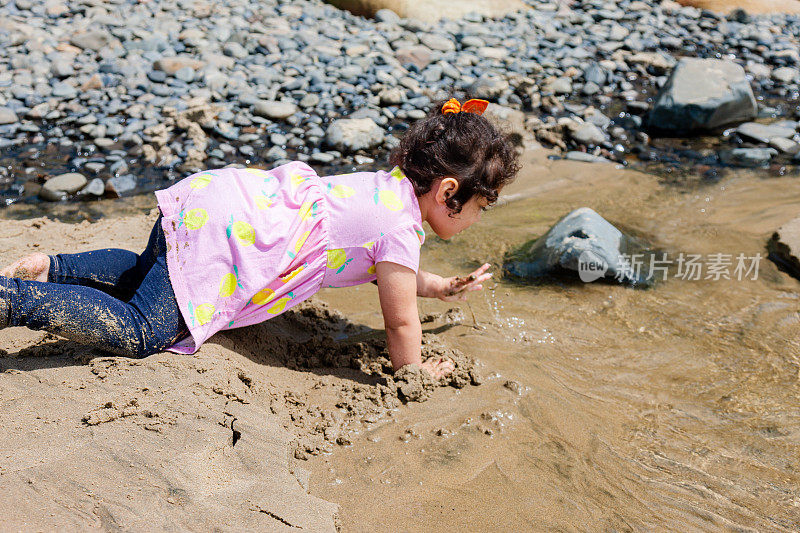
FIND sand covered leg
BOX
[0,256,186,356]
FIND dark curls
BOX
[389,100,520,215]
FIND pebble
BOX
[253,100,298,120]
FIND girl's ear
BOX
[435,177,459,205]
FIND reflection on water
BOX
[310,151,800,531]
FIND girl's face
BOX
[424,178,493,240]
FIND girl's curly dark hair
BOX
[389,100,520,215]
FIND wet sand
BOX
[1,150,799,530]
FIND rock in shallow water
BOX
[719,147,777,167]
[647,58,757,133]
[40,172,88,201]
[503,207,652,286]
[768,217,800,280]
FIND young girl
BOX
[0,98,519,376]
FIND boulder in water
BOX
[647,58,757,133]
[503,207,652,286]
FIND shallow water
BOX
[310,151,800,531]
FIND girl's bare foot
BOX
[0,253,50,282]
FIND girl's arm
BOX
[416,263,493,301]
[376,261,422,371]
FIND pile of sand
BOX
[0,213,480,531]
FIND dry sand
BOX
[0,210,480,531]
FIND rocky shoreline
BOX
[0,0,799,205]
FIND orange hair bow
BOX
[441,98,489,115]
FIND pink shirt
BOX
[154,162,425,354]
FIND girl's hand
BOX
[420,357,455,379]
[437,263,492,302]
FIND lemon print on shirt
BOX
[390,167,405,181]
[327,249,353,274]
[298,200,319,221]
[188,301,215,326]
[287,230,310,259]
[255,191,277,210]
[280,263,307,283]
[190,173,214,189]
[367,264,376,275]
[178,208,208,230]
[226,216,255,246]
[219,265,244,297]
[362,241,375,250]
[290,173,308,190]
[326,183,356,198]
[373,188,403,211]
[251,287,277,306]
[267,292,294,314]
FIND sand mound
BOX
[0,213,481,530]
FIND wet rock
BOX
[40,172,88,201]
[768,217,800,280]
[565,151,611,163]
[78,178,105,197]
[326,118,384,153]
[719,147,777,168]
[253,100,298,120]
[772,67,799,84]
[105,174,137,197]
[569,122,606,146]
[735,122,796,144]
[0,107,18,125]
[769,138,800,155]
[647,58,757,133]
[503,207,651,286]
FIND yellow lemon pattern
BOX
[326,183,356,198]
[373,188,403,211]
[251,287,276,306]
[219,265,243,298]
[327,248,353,274]
[179,208,208,230]
[288,230,310,259]
[226,216,255,246]
[254,191,276,210]
[367,264,376,275]
[266,292,294,314]
[298,200,319,221]
[280,263,307,283]
[390,166,405,181]
[190,173,213,189]
[188,301,215,326]
[290,173,308,190]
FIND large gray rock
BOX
[40,172,88,201]
[326,118,384,152]
[768,217,800,280]
[503,207,652,286]
[647,58,757,133]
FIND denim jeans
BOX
[0,216,188,357]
